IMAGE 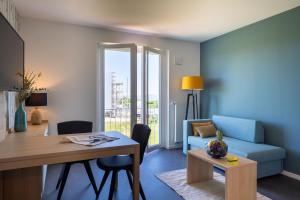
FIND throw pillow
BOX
[194,124,217,138]
[191,121,212,136]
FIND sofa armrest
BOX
[183,119,211,154]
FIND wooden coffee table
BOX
[187,149,257,200]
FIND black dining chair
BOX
[96,124,151,200]
[56,121,97,200]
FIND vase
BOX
[14,103,27,132]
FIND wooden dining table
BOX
[0,131,140,200]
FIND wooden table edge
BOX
[187,149,257,169]
[0,144,139,171]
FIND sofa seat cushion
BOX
[188,136,285,163]
[188,136,212,148]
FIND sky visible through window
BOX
[104,49,159,109]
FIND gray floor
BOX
[42,149,300,200]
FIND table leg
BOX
[225,163,257,200]
[132,145,140,200]
[187,152,213,184]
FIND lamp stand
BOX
[185,90,199,120]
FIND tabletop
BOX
[0,131,139,171]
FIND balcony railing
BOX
[104,107,159,146]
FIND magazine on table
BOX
[62,133,119,146]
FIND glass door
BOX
[98,44,137,137]
[143,47,162,148]
[97,44,162,148]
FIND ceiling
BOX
[13,0,300,42]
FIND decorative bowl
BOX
[206,130,228,159]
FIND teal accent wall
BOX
[200,6,300,174]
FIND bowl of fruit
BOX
[207,130,228,159]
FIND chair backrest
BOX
[131,124,151,164]
[57,121,93,135]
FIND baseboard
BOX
[166,143,182,150]
[281,170,300,181]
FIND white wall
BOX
[19,18,200,148]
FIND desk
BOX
[0,132,140,200]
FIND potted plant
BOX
[14,71,41,132]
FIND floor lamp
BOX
[182,76,204,120]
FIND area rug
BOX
[156,169,271,200]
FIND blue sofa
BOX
[183,115,285,178]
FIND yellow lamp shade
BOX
[181,76,204,90]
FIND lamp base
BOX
[31,108,43,125]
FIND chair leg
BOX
[56,164,66,190]
[125,170,133,190]
[96,171,110,200]
[114,171,119,192]
[108,171,117,200]
[57,163,71,200]
[83,161,97,194]
[140,182,146,200]
[115,171,118,190]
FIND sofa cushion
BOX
[212,115,264,143]
[183,119,212,154]
[194,124,217,138]
[191,121,213,136]
[188,135,213,148]
[188,136,285,163]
